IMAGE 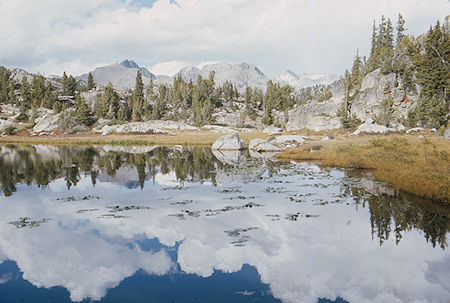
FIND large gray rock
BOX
[351,68,418,123]
[33,113,61,132]
[275,135,306,145]
[286,99,342,131]
[249,138,284,152]
[352,122,396,135]
[444,129,450,140]
[262,125,283,134]
[98,122,173,135]
[249,135,306,152]
[211,132,247,150]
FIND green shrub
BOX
[317,90,332,102]
[1,125,17,135]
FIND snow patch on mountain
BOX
[275,70,339,90]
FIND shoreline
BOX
[277,134,450,204]
[1,131,449,203]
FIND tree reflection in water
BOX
[0,144,448,249]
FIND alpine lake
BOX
[0,144,448,303]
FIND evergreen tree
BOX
[396,13,406,46]
[262,81,275,125]
[0,67,11,104]
[132,71,144,121]
[410,20,449,127]
[370,21,378,58]
[98,82,119,119]
[152,84,167,120]
[350,49,364,90]
[75,95,93,126]
[20,76,31,110]
[87,72,94,91]
[31,75,46,108]
[62,72,77,96]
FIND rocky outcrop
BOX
[32,109,87,134]
[33,113,61,133]
[350,69,418,123]
[286,67,421,132]
[286,99,342,131]
[249,138,284,152]
[96,122,173,135]
[262,126,282,134]
[352,122,396,135]
[211,132,247,150]
[249,135,306,152]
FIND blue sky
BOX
[0,0,448,78]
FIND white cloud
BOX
[150,60,189,76]
[35,59,110,76]
[1,0,449,77]
[0,159,449,302]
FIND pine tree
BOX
[132,71,144,121]
[0,66,11,104]
[31,75,46,108]
[410,20,449,127]
[370,21,378,57]
[98,82,119,119]
[20,76,31,110]
[350,49,364,90]
[75,95,93,126]
[62,72,77,96]
[396,13,406,46]
[87,72,94,91]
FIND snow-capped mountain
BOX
[75,60,338,92]
[172,62,269,92]
[77,60,155,90]
[275,70,339,90]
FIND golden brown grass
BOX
[279,135,450,203]
[0,131,270,146]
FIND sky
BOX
[0,0,448,78]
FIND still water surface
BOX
[0,145,448,303]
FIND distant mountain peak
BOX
[276,70,339,90]
[285,70,299,79]
[120,59,140,69]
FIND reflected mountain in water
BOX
[0,145,448,303]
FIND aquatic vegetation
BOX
[170,200,197,205]
[8,217,50,228]
[107,205,152,212]
[224,195,257,200]
[224,227,258,246]
[56,195,103,202]
[265,187,293,194]
[216,187,243,194]
[279,135,450,202]
[75,209,99,214]
[161,185,190,191]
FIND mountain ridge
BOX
[75,59,338,92]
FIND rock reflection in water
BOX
[0,145,448,303]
